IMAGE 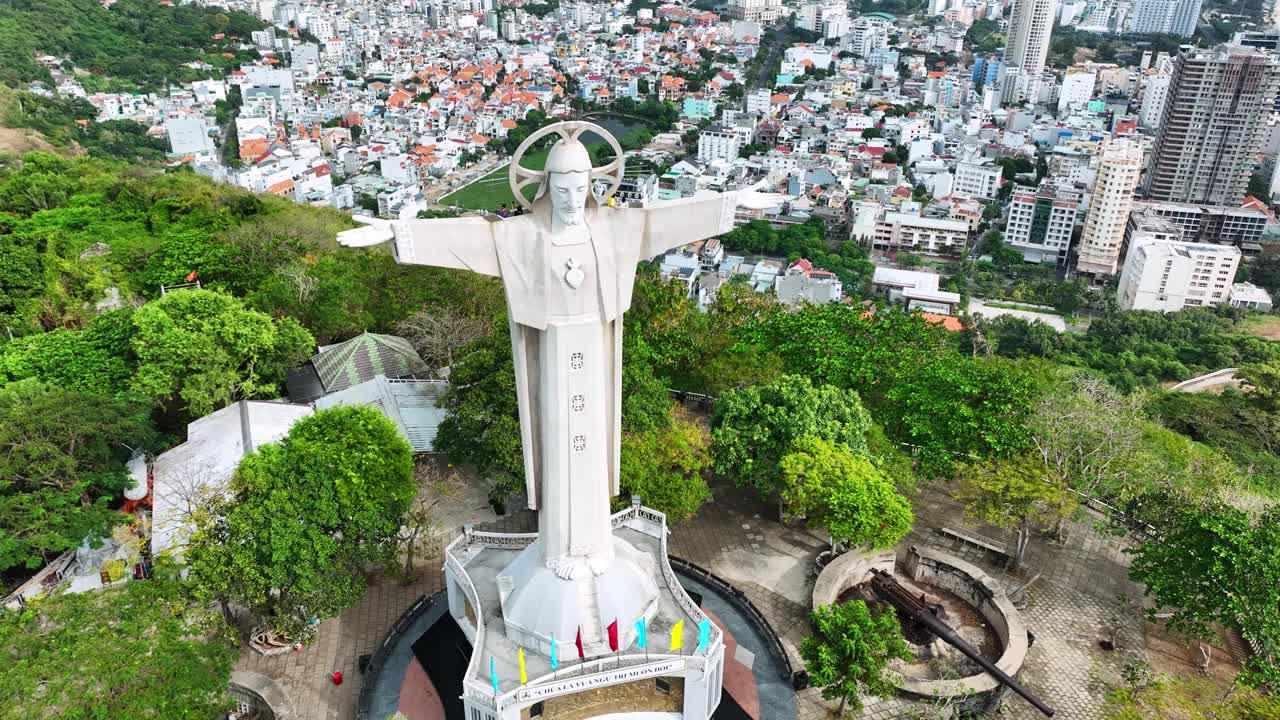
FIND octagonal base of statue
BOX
[498,537,660,660]
[444,505,725,720]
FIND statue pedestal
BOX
[443,506,725,720]
[497,537,660,660]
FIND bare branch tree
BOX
[395,306,489,371]
[395,458,464,582]
[277,261,317,305]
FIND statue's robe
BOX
[391,193,737,511]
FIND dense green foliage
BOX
[0,379,154,572]
[800,599,911,717]
[0,153,494,344]
[779,437,912,550]
[984,306,1276,390]
[186,406,414,639]
[0,0,265,90]
[957,453,1075,568]
[0,562,236,720]
[1,87,170,161]
[1126,493,1280,688]
[617,408,713,524]
[711,375,873,498]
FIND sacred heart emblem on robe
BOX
[564,258,585,289]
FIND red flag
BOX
[607,619,619,652]
[575,627,585,659]
[186,271,198,282]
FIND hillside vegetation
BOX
[0,0,265,90]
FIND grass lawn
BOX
[982,300,1063,316]
[439,127,623,211]
[1242,313,1280,341]
[440,147,549,211]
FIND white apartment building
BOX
[1058,69,1095,114]
[1005,182,1081,265]
[1117,237,1241,311]
[953,158,1003,199]
[871,212,971,255]
[697,125,742,163]
[1138,72,1171,129]
[1075,138,1142,276]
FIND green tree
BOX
[956,454,1075,568]
[884,356,1041,476]
[185,406,414,639]
[0,379,154,572]
[433,320,526,508]
[1126,493,1280,687]
[778,437,913,549]
[711,375,872,499]
[800,599,911,717]
[618,408,712,523]
[0,561,236,720]
[129,288,314,417]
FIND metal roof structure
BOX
[316,375,448,452]
[310,332,428,395]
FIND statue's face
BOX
[548,171,588,227]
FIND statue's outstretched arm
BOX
[638,189,786,259]
[339,215,500,276]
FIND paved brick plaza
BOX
[235,477,1207,720]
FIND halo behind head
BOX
[508,120,626,211]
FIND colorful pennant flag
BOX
[489,657,499,694]
[575,627,585,659]
[607,619,619,652]
[635,618,648,650]
[550,634,559,670]
[670,620,684,652]
[697,618,712,652]
[518,648,527,684]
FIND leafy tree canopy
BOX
[779,437,912,549]
[129,288,314,417]
[800,599,910,717]
[0,379,154,572]
[618,407,712,524]
[185,405,414,639]
[711,374,872,498]
[1126,493,1280,688]
[0,562,236,720]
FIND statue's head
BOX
[508,121,626,223]
[544,138,592,227]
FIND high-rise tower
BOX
[1002,0,1057,102]
[1148,45,1280,206]
[1076,138,1144,277]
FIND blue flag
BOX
[696,618,711,652]
[550,634,559,670]
[490,656,499,694]
[635,617,648,649]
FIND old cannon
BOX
[868,568,1055,717]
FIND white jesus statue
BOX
[339,121,780,656]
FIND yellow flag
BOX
[518,647,527,684]
[670,620,684,652]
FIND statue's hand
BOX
[337,215,395,247]
[735,189,786,210]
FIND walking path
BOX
[237,475,1205,720]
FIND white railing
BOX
[448,504,722,711]
[499,655,700,709]
[467,530,539,549]
[446,535,498,709]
